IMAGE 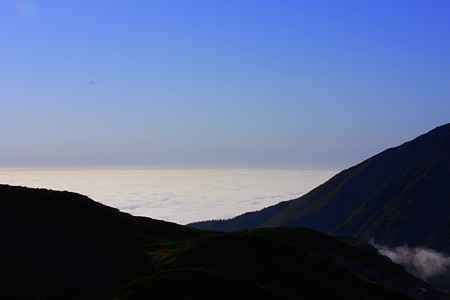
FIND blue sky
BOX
[1,0,449,168]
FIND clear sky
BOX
[1,0,449,168]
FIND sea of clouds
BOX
[0,167,336,224]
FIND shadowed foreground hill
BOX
[189,123,450,254]
[0,184,200,300]
[0,184,448,299]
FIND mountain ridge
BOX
[189,123,450,254]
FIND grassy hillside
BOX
[1,184,448,299]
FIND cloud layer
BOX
[0,167,336,224]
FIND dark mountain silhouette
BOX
[189,123,450,255]
[1,184,448,299]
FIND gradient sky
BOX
[1,0,449,168]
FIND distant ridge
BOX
[189,123,450,253]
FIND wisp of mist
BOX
[376,244,450,281]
